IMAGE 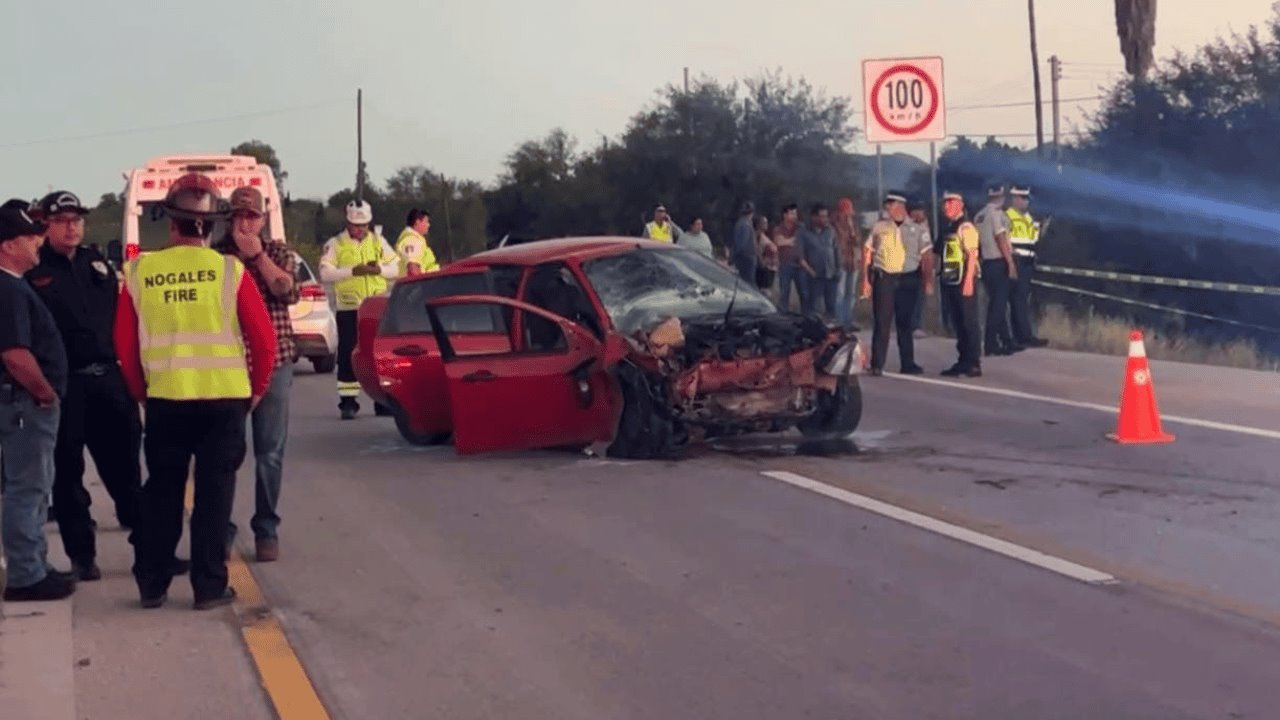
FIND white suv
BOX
[291,252,338,373]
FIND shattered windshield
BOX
[582,247,777,334]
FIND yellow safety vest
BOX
[124,246,251,400]
[1006,208,1038,256]
[395,227,439,277]
[330,231,392,310]
[870,219,907,273]
[644,221,673,242]
[941,221,979,286]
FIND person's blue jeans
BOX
[1,396,60,588]
[837,268,858,329]
[229,364,292,542]
[803,274,839,319]
[778,263,807,312]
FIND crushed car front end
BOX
[634,312,864,435]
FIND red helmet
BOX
[163,173,228,222]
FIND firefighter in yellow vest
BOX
[114,173,278,610]
[318,200,400,419]
[1005,185,1049,348]
[935,191,983,377]
[642,205,681,242]
[395,208,439,278]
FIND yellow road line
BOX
[184,482,331,719]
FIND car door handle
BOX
[462,370,496,383]
[392,344,425,357]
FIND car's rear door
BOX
[374,267,522,437]
[426,295,617,455]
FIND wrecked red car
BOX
[352,237,865,458]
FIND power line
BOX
[0,100,344,151]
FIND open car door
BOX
[426,295,618,456]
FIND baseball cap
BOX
[38,190,90,217]
[230,187,265,216]
[0,205,48,242]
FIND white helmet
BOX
[345,199,373,225]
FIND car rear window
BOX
[381,266,521,335]
[293,255,315,284]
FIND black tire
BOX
[393,407,451,447]
[311,355,336,374]
[797,376,863,438]
[606,363,687,460]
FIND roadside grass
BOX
[1033,304,1280,372]
[844,288,1277,372]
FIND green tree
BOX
[230,140,288,190]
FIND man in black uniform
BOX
[936,191,983,377]
[25,191,186,581]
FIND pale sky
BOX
[1,0,1272,203]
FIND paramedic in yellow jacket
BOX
[318,200,400,420]
[395,208,439,278]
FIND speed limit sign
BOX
[862,57,946,143]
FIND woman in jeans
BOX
[754,215,778,298]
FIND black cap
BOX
[1,198,34,213]
[884,191,908,205]
[987,184,1006,197]
[38,190,90,217]
[1009,185,1031,197]
[0,206,48,242]
[907,199,926,212]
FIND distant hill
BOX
[850,152,929,198]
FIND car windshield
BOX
[581,247,777,334]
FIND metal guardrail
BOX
[1036,265,1280,297]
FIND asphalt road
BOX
[28,339,1280,719]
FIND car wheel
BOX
[797,376,863,439]
[606,363,687,460]
[393,407,451,447]
[311,354,336,374]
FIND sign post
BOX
[861,56,947,328]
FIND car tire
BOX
[311,355,336,374]
[393,407,451,447]
[606,363,687,460]
[797,376,863,439]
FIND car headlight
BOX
[822,341,864,376]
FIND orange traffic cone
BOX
[1107,330,1175,444]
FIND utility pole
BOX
[1049,55,1062,161]
[683,67,689,93]
[1028,0,1045,155]
[356,88,365,202]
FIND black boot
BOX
[339,397,360,420]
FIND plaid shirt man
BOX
[211,235,298,367]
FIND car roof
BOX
[451,236,676,269]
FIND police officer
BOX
[0,202,76,602]
[860,192,933,376]
[396,208,439,278]
[1005,185,1049,348]
[974,184,1021,356]
[114,174,278,610]
[24,191,141,582]
[318,200,399,420]
[937,192,983,377]
[642,205,681,242]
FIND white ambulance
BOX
[120,154,285,262]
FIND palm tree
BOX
[1115,0,1157,77]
